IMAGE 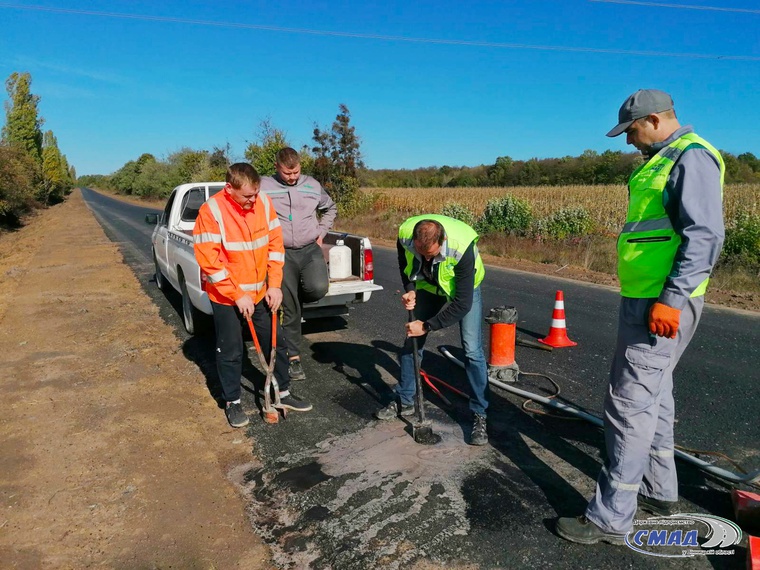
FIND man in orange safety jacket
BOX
[194,162,313,428]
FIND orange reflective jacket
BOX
[193,189,285,305]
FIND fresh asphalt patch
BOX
[222,317,742,569]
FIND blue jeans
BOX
[397,287,489,416]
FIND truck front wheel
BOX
[179,274,206,335]
[153,251,167,291]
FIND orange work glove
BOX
[648,302,681,339]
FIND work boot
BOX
[275,391,313,412]
[225,402,249,428]
[470,414,488,446]
[555,516,626,545]
[637,494,676,516]
[374,401,415,421]
[289,359,306,381]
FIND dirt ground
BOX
[0,191,272,569]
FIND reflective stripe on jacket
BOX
[193,189,284,305]
[398,214,485,300]
[618,132,724,298]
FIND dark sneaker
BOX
[470,414,488,446]
[556,515,626,545]
[225,402,249,428]
[289,359,306,381]
[374,402,415,421]
[638,494,676,516]
[276,392,313,412]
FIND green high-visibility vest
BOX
[398,214,485,299]
[618,133,724,298]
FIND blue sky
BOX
[1,0,758,176]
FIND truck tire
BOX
[153,251,167,291]
[179,274,205,336]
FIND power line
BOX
[590,0,760,15]
[1,2,759,61]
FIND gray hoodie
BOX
[260,174,337,249]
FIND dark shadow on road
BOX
[181,325,269,412]
[308,339,399,420]
[518,325,546,340]
[181,335,223,407]
[301,316,348,335]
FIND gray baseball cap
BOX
[606,89,674,137]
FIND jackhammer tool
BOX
[247,311,282,424]
[409,310,441,445]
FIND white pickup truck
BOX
[145,182,383,335]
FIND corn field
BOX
[364,184,760,233]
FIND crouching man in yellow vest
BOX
[557,89,725,545]
[375,215,490,446]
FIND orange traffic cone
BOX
[538,290,577,348]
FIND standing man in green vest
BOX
[375,215,490,446]
[557,89,725,544]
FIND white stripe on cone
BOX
[551,319,566,328]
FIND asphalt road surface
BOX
[82,188,759,570]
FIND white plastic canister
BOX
[329,239,352,279]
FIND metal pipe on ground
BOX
[438,346,760,487]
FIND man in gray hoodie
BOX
[260,148,337,381]
[556,89,725,545]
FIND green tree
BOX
[737,152,760,172]
[312,104,364,212]
[110,153,156,195]
[488,156,514,186]
[244,119,289,176]
[168,148,208,182]
[298,144,315,176]
[76,174,109,188]
[207,145,230,181]
[0,145,37,226]
[2,72,44,168]
[132,160,179,198]
[41,130,72,203]
[515,159,543,185]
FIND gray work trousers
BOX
[281,242,329,358]
[585,296,704,535]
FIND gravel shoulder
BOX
[0,191,272,569]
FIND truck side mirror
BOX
[145,213,159,225]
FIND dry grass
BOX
[477,233,619,274]
[335,184,760,311]
[364,183,760,233]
